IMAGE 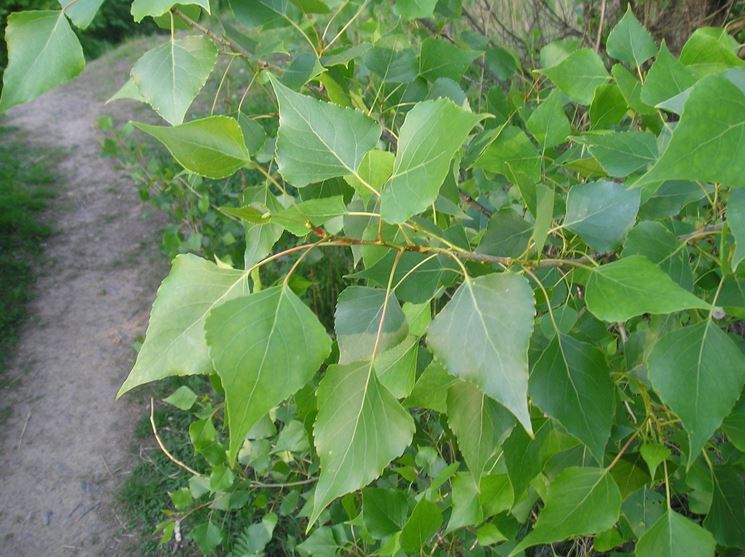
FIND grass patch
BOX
[0,125,58,373]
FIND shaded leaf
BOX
[648,322,745,467]
[530,334,614,462]
[447,381,514,481]
[335,286,408,365]
[563,180,640,252]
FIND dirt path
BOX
[0,42,166,556]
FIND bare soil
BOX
[0,39,167,556]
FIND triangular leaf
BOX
[0,11,85,112]
[271,77,381,187]
[637,510,716,557]
[563,180,640,252]
[131,35,218,125]
[539,49,609,105]
[133,116,250,179]
[530,334,615,462]
[637,75,745,187]
[380,98,482,223]
[648,321,745,467]
[206,284,332,461]
[511,467,621,555]
[427,273,535,433]
[606,6,656,67]
[585,256,709,322]
[118,255,249,396]
[447,381,514,481]
[311,362,415,524]
[60,0,104,29]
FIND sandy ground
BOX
[0,41,167,556]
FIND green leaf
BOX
[589,83,628,129]
[526,90,570,149]
[680,28,745,75]
[563,180,640,252]
[0,11,85,112]
[703,466,745,548]
[344,149,394,200]
[364,46,418,83]
[605,6,656,67]
[375,336,418,398]
[205,284,332,461]
[530,334,614,462]
[311,362,415,524]
[539,49,609,105]
[163,386,198,410]
[638,75,745,187]
[335,286,408,365]
[448,472,483,531]
[485,46,520,81]
[476,209,532,258]
[351,251,443,304]
[727,188,745,270]
[281,53,324,90]
[395,0,437,20]
[297,527,337,557]
[622,221,692,289]
[427,273,535,433]
[272,195,347,235]
[640,442,671,480]
[118,255,249,396]
[648,322,745,467]
[640,42,696,107]
[574,131,658,178]
[503,422,550,499]
[585,256,709,322]
[400,499,443,553]
[380,98,481,223]
[131,0,210,22]
[475,126,540,213]
[132,117,250,179]
[362,488,409,538]
[60,0,104,29]
[242,187,284,268]
[511,467,621,555]
[419,37,479,82]
[532,183,554,255]
[637,510,716,557]
[271,77,381,187]
[447,381,514,481]
[131,36,218,125]
[230,0,299,28]
[190,522,223,554]
[237,113,267,154]
[612,63,656,115]
[404,359,458,412]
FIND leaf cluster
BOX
[4,2,745,556]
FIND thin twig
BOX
[594,0,607,52]
[149,398,201,477]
